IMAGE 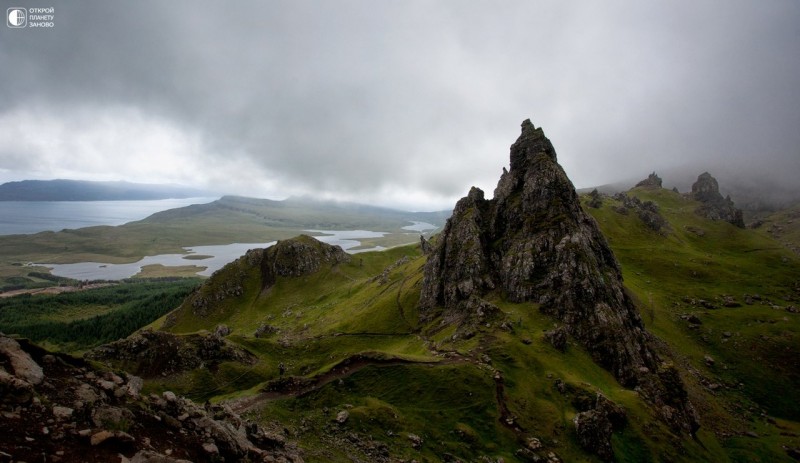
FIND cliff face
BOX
[420,119,698,433]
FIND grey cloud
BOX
[0,0,798,210]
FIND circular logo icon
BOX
[7,8,27,28]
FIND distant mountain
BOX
[140,194,450,230]
[0,179,209,201]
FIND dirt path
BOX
[226,353,467,414]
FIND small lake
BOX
[41,229,409,281]
[401,221,438,233]
[305,229,389,253]
[0,197,218,235]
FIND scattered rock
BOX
[336,410,349,424]
[85,330,256,378]
[614,193,670,233]
[0,336,44,385]
[526,437,543,450]
[0,334,304,463]
[201,442,219,455]
[254,323,279,338]
[214,324,231,337]
[722,296,741,308]
[89,429,135,446]
[544,327,568,352]
[704,355,715,367]
[52,406,73,421]
[685,226,706,237]
[573,393,626,461]
[408,433,423,450]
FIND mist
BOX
[1,1,798,211]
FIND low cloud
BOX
[1,1,798,210]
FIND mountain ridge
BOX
[0,179,209,201]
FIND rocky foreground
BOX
[0,333,303,463]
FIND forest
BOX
[0,278,200,352]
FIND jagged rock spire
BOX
[420,119,699,434]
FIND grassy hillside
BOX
[85,187,800,462]
[9,198,792,463]
[752,203,800,255]
[582,188,800,423]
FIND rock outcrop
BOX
[86,330,256,377]
[690,172,745,228]
[0,334,302,462]
[172,235,350,321]
[613,192,670,234]
[635,172,663,189]
[420,119,698,435]
[573,393,627,461]
[257,235,351,288]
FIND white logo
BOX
[7,8,27,28]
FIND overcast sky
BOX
[1,1,798,211]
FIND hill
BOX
[0,179,209,201]
[752,203,800,255]
[0,195,449,291]
[6,120,799,462]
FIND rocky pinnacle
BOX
[420,119,699,434]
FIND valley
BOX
[0,195,448,292]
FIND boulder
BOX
[573,393,627,461]
[0,336,44,385]
[544,327,568,352]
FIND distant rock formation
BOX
[420,119,698,435]
[635,172,663,189]
[690,172,745,228]
[613,192,670,234]
[257,235,351,288]
[174,235,350,320]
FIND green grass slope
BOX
[582,188,800,460]
[752,203,800,255]
[102,189,800,462]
